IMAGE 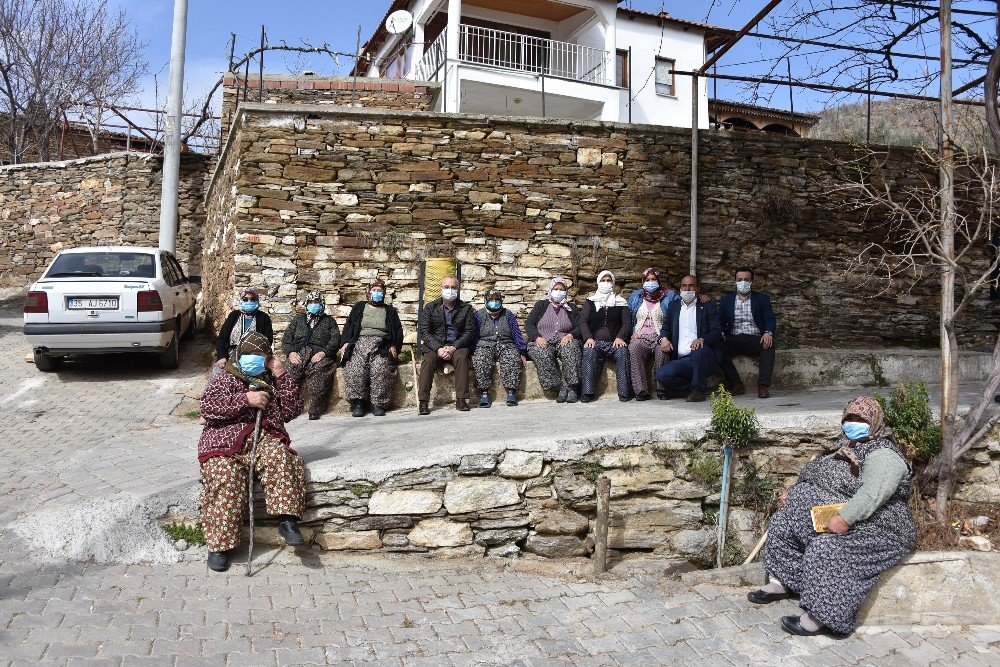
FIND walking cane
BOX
[245,384,265,577]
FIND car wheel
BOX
[182,307,197,341]
[33,350,61,372]
[159,329,180,369]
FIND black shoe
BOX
[371,405,386,416]
[278,518,305,547]
[506,391,517,406]
[351,401,365,417]
[780,615,844,638]
[635,391,651,401]
[308,412,320,420]
[556,383,567,403]
[995,394,1000,404]
[686,389,707,402]
[457,399,470,412]
[619,395,632,402]
[580,394,594,403]
[479,393,492,408]
[657,391,670,400]
[729,382,747,396]
[566,385,579,403]
[747,589,798,605]
[207,550,229,572]
[419,401,430,416]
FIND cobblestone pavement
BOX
[1,304,999,665]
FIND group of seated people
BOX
[208,267,777,419]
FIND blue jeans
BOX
[655,348,715,392]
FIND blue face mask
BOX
[306,303,323,315]
[371,291,385,303]
[643,281,660,293]
[238,354,267,377]
[240,300,259,314]
[486,300,503,312]
[842,421,871,441]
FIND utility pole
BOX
[157,0,189,254]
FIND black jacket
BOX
[419,298,477,353]
[580,300,632,343]
[340,301,405,365]
[524,299,582,342]
[281,312,342,358]
[659,299,723,363]
[719,291,778,337]
[214,310,274,361]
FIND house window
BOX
[655,57,675,96]
[616,50,630,88]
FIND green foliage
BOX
[182,409,201,419]
[396,348,413,364]
[686,453,722,486]
[579,461,606,483]
[874,381,942,463]
[163,522,205,545]
[710,387,760,449]
[732,460,778,514]
[348,483,377,498]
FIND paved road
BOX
[1,305,998,665]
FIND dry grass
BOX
[911,488,1000,551]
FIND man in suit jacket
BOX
[654,274,723,402]
[417,275,478,414]
[718,268,777,399]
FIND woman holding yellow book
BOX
[747,396,916,637]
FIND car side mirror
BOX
[187,276,202,285]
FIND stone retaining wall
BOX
[203,105,997,349]
[279,426,1000,560]
[0,152,211,287]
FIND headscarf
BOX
[548,276,570,309]
[823,396,888,475]
[485,289,504,316]
[238,287,259,302]
[640,268,666,303]
[224,330,274,394]
[366,279,387,306]
[588,270,628,309]
[305,290,325,320]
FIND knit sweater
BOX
[838,448,909,525]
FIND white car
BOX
[23,246,199,371]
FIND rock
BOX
[174,539,188,552]
[528,501,589,536]
[474,528,529,547]
[523,534,593,558]
[471,514,530,530]
[498,451,544,479]
[958,535,993,552]
[577,147,602,167]
[382,467,454,490]
[444,479,521,514]
[435,545,487,559]
[458,454,497,475]
[670,527,716,560]
[604,467,676,498]
[487,543,521,558]
[315,531,382,551]
[656,479,712,500]
[301,505,366,522]
[407,519,474,548]
[727,509,763,554]
[367,490,443,515]
[380,533,411,549]
[970,516,991,527]
[346,515,414,531]
[552,473,595,505]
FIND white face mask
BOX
[597,282,614,295]
[550,289,567,302]
[680,290,697,304]
[736,280,752,295]
[441,287,458,302]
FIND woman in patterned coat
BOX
[340,279,404,417]
[282,291,342,420]
[525,276,583,403]
[472,289,527,408]
[199,331,306,572]
[748,397,916,636]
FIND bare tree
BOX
[841,145,1000,516]
[0,0,145,163]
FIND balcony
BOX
[412,24,613,87]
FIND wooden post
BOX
[594,476,611,574]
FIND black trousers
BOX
[719,333,775,387]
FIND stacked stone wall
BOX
[0,152,212,287]
[203,105,997,347]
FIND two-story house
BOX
[356,0,732,128]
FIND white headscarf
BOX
[588,270,628,309]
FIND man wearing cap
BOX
[198,331,307,572]
[472,289,527,407]
[282,291,342,420]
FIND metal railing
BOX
[411,31,447,82]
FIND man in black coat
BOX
[417,275,477,414]
[654,274,723,402]
[717,267,778,399]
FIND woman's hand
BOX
[310,351,325,364]
[215,359,227,368]
[560,334,574,346]
[535,337,548,349]
[389,346,398,361]
[612,337,627,349]
[826,514,850,535]
[660,338,673,353]
[288,351,301,365]
[266,355,286,377]
[246,390,270,409]
[339,344,349,356]
[584,338,596,349]
[779,488,789,507]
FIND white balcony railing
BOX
[409,25,612,86]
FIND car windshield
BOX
[45,252,156,279]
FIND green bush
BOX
[162,522,205,545]
[732,460,778,513]
[686,452,722,485]
[710,387,760,449]
[873,381,942,463]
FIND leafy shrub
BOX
[686,453,722,485]
[732,460,778,514]
[710,387,760,449]
[163,522,205,545]
[873,381,942,463]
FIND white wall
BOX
[614,17,709,128]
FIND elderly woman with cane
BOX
[198,331,307,573]
[747,396,916,637]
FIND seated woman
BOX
[282,291,342,421]
[198,331,306,572]
[207,288,274,387]
[340,279,404,417]
[473,289,527,408]
[525,277,583,403]
[627,268,677,401]
[749,396,916,637]
[580,271,632,402]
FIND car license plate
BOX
[67,297,119,310]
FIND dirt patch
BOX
[912,492,1000,551]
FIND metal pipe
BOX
[700,0,783,75]
[157,0,189,254]
[787,57,794,114]
[716,444,733,569]
[258,26,265,103]
[352,25,361,105]
[690,73,699,276]
[627,46,633,123]
[594,476,611,574]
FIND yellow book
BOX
[811,503,846,533]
